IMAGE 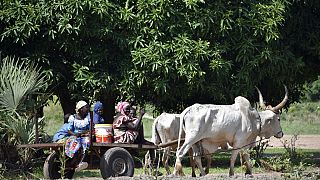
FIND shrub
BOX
[261,135,308,176]
[302,77,320,102]
[0,57,49,176]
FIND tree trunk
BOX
[55,81,75,115]
[100,91,116,124]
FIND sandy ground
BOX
[267,134,320,149]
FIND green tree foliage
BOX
[302,76,320,101]
[0,0,317,114]
[282,0,320,83]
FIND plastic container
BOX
[94,124,113,143]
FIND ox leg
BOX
[173,143,194,176]
[173,157,185,176]
[241,151,253,177]
[144,151,151,175]
[200,145,215,175]
[174,136,202,177]
[200,140,217,175]
[191,143,207,177]
[188,150,197,177]
[204,149,212,175]
[163,148,171,175]
[193,156,206,176]
[229,149,240,177]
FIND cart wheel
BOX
[100,147,134,179]
[43,151,75,179]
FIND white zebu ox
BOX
[174,87,288,177]
[145,113,215,177]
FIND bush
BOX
[0,57,49,176]
[261,135,309,177]
[303,77,320,102]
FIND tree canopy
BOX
[1,0,319,120]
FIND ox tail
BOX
[177,107,189,151]
[151,115,161,145]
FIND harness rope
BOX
[160,129,283,159]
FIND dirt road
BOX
[267,134,320,149]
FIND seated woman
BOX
[65,100,91,172]
[113,101,153,145]
[93,101,104,125]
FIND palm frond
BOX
[0,114,37,165]
[0,57,48,114]
[0,114,35,145]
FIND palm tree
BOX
[0,56,49,168]
[0,57,48,114]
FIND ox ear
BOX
[266,105,273,111]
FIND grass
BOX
[280,101,320,135]
[69,148,320,178]
[27,138,320,178]
[43,99,64,136]
[35,151,259,178]
[281,120,320,135]
[73,169,101,179]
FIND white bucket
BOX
[94,124,113,143]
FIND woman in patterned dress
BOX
[65,100,91,171]
[113,101,153,144]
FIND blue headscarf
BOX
[93,101,104,124]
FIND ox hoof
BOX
[245,174,253,178]
[191,172,196,177]
[204,167,209,174]
[169,171,184,177]
[167,173,178,178]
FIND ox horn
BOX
[272,85,289,112]
[255,86,266,109]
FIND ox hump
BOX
[234,96,251,108]
[234,96,255,132]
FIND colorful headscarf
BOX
[116,102,130,115]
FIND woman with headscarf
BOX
[64,100,91,172]
[67,100,91,139]
[113,102,153,144]
[93,101,104,125]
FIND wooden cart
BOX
[17,110,180,179]
[18,141,158,179]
